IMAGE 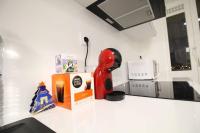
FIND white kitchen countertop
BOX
[1,81,200,133]
[32,95,200,133]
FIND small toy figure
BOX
[30,82,55,114]
[55,54,78,73]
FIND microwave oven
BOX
[128,60,158,80]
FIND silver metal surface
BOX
[115,6,154,28]
[98,0,155,28]
[98,0,148,19]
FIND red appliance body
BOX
[94,48,122,99]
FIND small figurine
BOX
[30,82,55,114]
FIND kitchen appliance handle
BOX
[154,62,159,80]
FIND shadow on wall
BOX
[0,30,53,121]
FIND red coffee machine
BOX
[94,48,122,99]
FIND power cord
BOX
[84,37,89,72]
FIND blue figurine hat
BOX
[30,82,55,114]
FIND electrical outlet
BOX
[79,33,87,46]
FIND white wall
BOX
[0,36,3,74]
[0,0,146,125]
[141,18,172,81]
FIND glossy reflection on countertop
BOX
[114,80,200,102]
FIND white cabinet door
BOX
[189,0,200,83]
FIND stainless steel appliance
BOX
[114,81,200,102]
[128,60,158,80]
[75,0,166,30]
